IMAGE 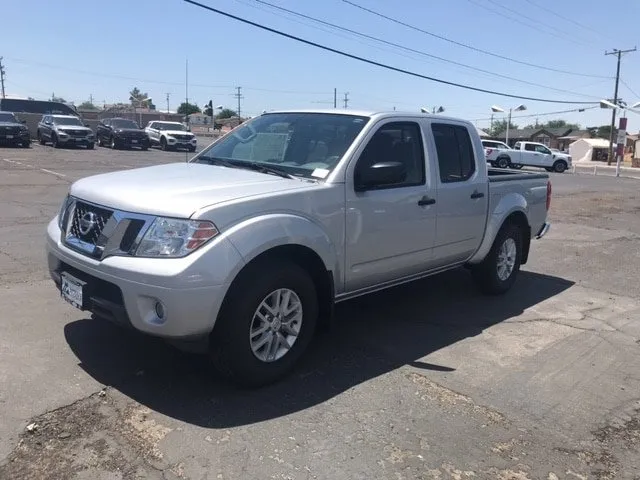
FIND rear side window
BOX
[524,143,536,151]
[431,124,476,183]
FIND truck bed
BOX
[487,168,548,182]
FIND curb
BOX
[572,164,640,180]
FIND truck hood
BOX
[69,162,314,217]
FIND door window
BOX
[431,124,476,183]
[354,122,425,189]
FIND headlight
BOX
[57,195,72,229]
[135,217,218,257]
[58,131,69,137]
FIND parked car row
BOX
[0,109,198,153]
[481,139,572,173]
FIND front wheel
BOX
[87,142,94,150]
[471,223,522,295]
[210,260,319,387]
[52,134,60,149]
[110,136,118,149]
[160,137,169,151]
[553,160,567,173]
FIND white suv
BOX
[145,121,197,152]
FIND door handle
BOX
[470,191,485,199]
[418,196,436,206]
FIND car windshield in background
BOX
[54,117,83,126]
[111,119,139,129]
[0,113,17,123]
[192,113,369,179]
[156,123,185,131]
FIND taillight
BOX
[546,180,552,210]
[486,148,493,156]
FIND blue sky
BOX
[3,0,639,131]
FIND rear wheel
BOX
[210,260,318,387]
[496,156,510,169]
[471,223,522,295]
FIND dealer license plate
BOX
[6,135,13,139]
[60,272,85,310]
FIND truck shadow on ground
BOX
[64,268,574,428]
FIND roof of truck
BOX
[262,108,472,123]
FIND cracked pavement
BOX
[1,145,639,479]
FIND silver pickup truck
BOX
[47,110,551,386]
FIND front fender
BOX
[468,192,528,264]
[222,213,340,283]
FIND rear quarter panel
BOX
[468,172,549,264]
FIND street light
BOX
[492,104,526,145]
[420,106,445,114]
[133,97,152,128]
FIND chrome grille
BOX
[65,130,89,137]
[62,198,154,260]
[69,202,113,246]
[174,134,192,140]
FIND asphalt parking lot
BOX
[1,143,639,479]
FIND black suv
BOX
[0,111,31,148]
[96,118,149,150]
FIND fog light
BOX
[155,301,166,319]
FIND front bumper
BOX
[116,136,149,148]
[0,131,30,144]
[166,137,197,148]
[58,135,94,145]
[46,218,241,339]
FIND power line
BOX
[183,0,598,105]
[522,0,615,41]
[341,0,608,79]
[248,0,600,99]
[466,0,594,48]
[472,106,598,122]
[620,79,640,101]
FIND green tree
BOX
[78,101,99,111]
[177,102,201,115]
[588,125,613,139]
[216,108,238,120]
[524,119,581,130]
[488,119,518,138]
[129,87,155,109]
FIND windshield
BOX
[0,113,18,123]
[111,119,139,129]
[54,117,83,126]
[192,113,369,179]
[155,122,185,131]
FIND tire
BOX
[496,156,510,169]
[553,160,567,173]
[110,136,118,149]
[471,223,522,295]
[160,137,169,151]
[97,135,103,147]
[38,131,45,145]
[21,141,31,148]
[210,260,319,387]
[52,134,60,149]
[87,142,94,150]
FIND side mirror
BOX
[355,161,406,191]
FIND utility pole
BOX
[605,47,636,165]
[89,94,94,106]
[166,93,171,113]
[234,87,244,125]
[0,57,5,99]
[343,92,349,109]
[334,88,337,109]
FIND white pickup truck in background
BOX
[483,140,571,173]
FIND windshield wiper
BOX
[233,160,294,179]
[195,157,294,179]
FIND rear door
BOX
[430,122,488,266]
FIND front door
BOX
[345,120,437,292]
[430,122,488,266]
